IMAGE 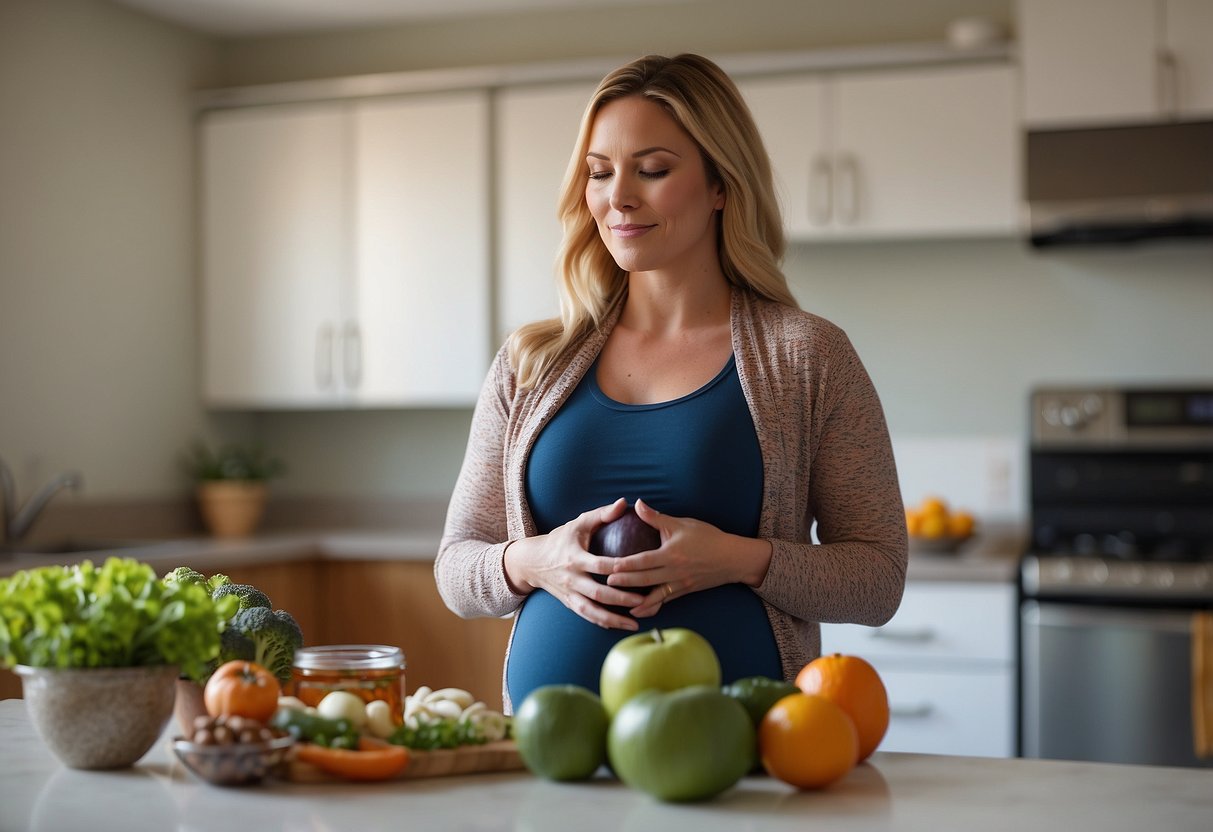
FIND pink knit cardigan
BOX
[435,287,908,710]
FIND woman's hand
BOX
[607,499,774,617]
[502,498,647,630]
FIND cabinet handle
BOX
[316,324,334,390]
[889,702,935,719]
[871,627,936,643]
[836,153,860,225]
[343,321,362,389]
[808,153,832,226]
[1156,49,1179,119]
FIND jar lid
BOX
[292,644,405,671]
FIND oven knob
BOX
[1042,401,1062,426]
[1059,405,1082,428]
[1081,394,1104,416]
[1089,561,1109,584]
[1195,570,1212,590]
[1152,568,1175,589]
[1126,565,1145,586]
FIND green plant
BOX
[0,558,238,680]
[183,439,285,482]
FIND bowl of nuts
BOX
[173,714,294,786]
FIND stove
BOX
[1023,386,1213,602]
[1019,385,1213,768]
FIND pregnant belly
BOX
[506,583,781,709]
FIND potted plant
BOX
[0,557,238,769]
[184,440,285,538]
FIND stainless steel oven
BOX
[1020,386,1213,767]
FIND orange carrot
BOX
[295,736,409,781]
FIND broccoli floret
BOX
[164,566,207,587]
[211,583,272,611]
[206,573,231,593]
[225,606,304,683]
[219,624,255,663]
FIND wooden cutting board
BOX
[285,739,525,783]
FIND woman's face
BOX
[584,95,725,277]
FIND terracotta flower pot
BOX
[16,665,179,769]
[196,480,267,538]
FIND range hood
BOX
[1024,121,1213,248]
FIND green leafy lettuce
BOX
[0,557,238,680]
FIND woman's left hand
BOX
[605,499,773,617]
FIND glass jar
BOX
[287,644,406,721]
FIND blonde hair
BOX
[508,53,797,389]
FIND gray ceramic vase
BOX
[16,664,179,769]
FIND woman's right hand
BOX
[502,498,644,630]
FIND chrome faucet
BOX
[0,458,84,544]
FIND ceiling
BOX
[109,0,682,37]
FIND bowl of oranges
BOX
[905,496,976,554]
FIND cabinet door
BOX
[321,561,513,710]
[494,82,595,344]
[831,63,1018,238]
[1166,0,1213,118]
[739,74,830,238]
[1019,0,1159,127]
[201,104,348,407]
[354,92,491,406]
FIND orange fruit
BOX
[795,654,889,761]
[948,511,975,538]
[904,508,924,536]
[759,692,858,789]
[918,496,948,517]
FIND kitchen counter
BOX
[1,701,1208,832]
[0,530,445,578]
[0,523,1026,583]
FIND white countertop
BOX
[1,700,1208,832]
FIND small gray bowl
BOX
[16,664,179,769]
[173,735,295,786]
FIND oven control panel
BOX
[1032,387,1213,446]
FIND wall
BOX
[3,0,1210,524]
[0,0,236,502]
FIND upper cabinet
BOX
[1019,0,1213,127]
[740,63,1018,241]
[201,92,491,408]
[494,81,596,344]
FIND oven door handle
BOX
[1023,600,1196,635]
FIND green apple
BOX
[722,675,800,727]
[513,685,609,781]
[599,627,721,718]
[607,685,755,802]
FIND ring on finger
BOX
[662,583,674,599]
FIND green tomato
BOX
[722,676,800,727]
[599,627,721,718]
[607,685,755,802]
[513,685,609,781]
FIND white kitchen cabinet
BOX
[201,92,491,408]
[1019,0,1213,127]
[820,581,1017,758]
[740,63,1018,240]
[353,92,491,406]
[494,81,596,344]
[202,103,347,407]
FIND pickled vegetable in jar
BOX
[288,644,406,722]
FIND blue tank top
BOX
[508,354,780,707]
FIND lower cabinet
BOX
[317,561,513,711]
[820,581,1016,758]
[228,559,513,710]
